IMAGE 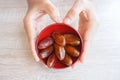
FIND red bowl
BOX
[35,23,83,69]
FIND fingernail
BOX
[64,17,71,24]
[82,10,88,20]
[55,16,63,23]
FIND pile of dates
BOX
[38,32,80,68]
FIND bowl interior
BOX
[36,23,83,69]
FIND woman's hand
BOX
[63,0,98,62]
[24,0,61,62]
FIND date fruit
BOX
[52,32,65,46]
[47,54,56,68]
[54,44,65,60]
[61,54,73,66]
[38,37,53,49]
[39,46,53,59]
[64,34,80,46]
[38,31,81,68]
[65,45,80,57]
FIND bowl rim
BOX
[35,23,83,69]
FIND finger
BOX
[78,40,88,63]
[78,10,98,63]
[30,41,40,62]
[79,10,99,40]
[24,10,36,43]
[45,1,62,23]
[80,10,89,23]
[63,0,84,24]
[78,10,89,63]
[24,8,40,62]
[79,11,90,38]
[80,4,98,24]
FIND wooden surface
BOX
[0,0,120,80]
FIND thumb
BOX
[63,0,84,24]
[45,1,62,23]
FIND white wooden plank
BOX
[0,0,120,80]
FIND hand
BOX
[63,0,98,62]
[24,0,62,62]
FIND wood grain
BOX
[0,0,120,80]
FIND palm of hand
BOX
[24,0,98,62]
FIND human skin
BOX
[63,0,98,62]
[24,0,98,62]
[24,0,62,61]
